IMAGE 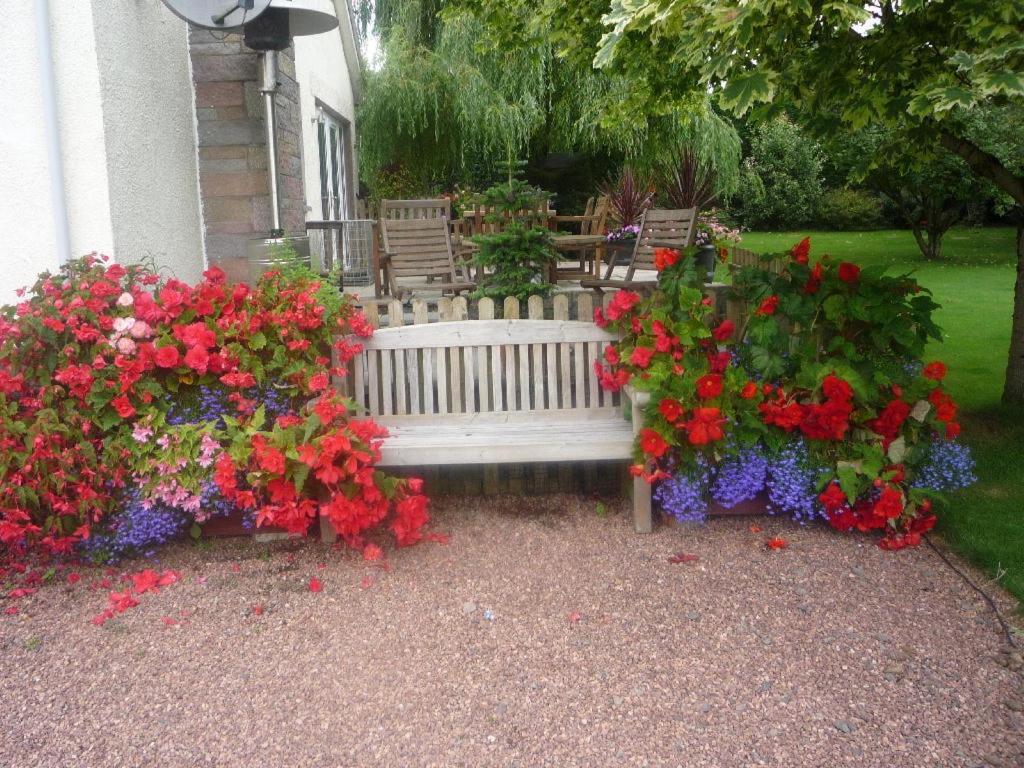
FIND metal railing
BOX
[306,219,375,286]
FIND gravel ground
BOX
[1,495,1022,768]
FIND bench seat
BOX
[376,411,634,466]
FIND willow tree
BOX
[356,0,741,203]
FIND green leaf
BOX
[249,332,267,351]
[190,523,202,541]
[719,70,777,116]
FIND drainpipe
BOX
[259,50,284,238]
[34,0,71,264]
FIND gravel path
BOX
[1,495,1022,768]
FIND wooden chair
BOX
[380,215,475,300]
[380,198,451,220]
[581,207,697,291]
[550,195,611,277]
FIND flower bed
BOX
[594,238,976,550]
[0,256,428,561]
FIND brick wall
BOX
[188,28,307,279]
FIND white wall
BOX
[90,0,206,283]
[293,0,362,220]
[0,0,205,306]
[0,1,108,305]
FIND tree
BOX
[736,118,823,229]
[585,0,1024,402]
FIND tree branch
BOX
[939,130,1024,207]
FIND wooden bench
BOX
[324,318,653,538]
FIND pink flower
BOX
[116,292,135,307]
[116,337,137,356]
[129,320,152,339]
[132,424,154,443]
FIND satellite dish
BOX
[160,0,273,31]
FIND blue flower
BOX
[711,446,768,508]
[912,438,977,491]
[765,440,824,522]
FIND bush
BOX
[736,118,823,229]
[593,239,972,551]
[817,188,885,230]
[0,256,429,557]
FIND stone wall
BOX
[188,28,307,280]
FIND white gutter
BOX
[34,0,71,264]
[334,0,363,103]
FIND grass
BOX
[740,228,1024,604]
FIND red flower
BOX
[821,374,852,403]
[804,262,823,294]
[755,295,779,316]
[658,398,683,423]
[154,345,180,369]
[945,421,961,439]
[695,374,723,399]
[639,428,670,458]
[819,483,847,512]
[629,346,655,368]
[308,372,329,392]
[308,577,323,593]
[654,248,681,271]
[740,381,758,399]
[184,345,209,375]
[684,407,725,446]
[220,371,256,388]
[868,399,911,444]
[712,319,735,342]
[603,345,619,365]
[606,290,641,321]
[790,237,811,265]
[707,351,731,373]
[111,394,135,419]
[252,436,287,474]
[759,394,803,430]
[873,486,904,520]
[838,262,860,283]
[922,361,947,381]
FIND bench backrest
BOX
[349,319,621,417]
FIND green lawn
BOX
[740,228,1024,604]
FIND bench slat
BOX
[436,347,448,414]
[423,345,434,413]
[362,320,617,350]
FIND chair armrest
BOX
[623,385,650,431]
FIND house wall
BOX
[0,0,205,306]
[90,1,207,284]
[293,1,362,220]
[189,29,306,283]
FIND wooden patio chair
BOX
[380,215,475,300]
[580,207,697,292]
[550,195,611,277]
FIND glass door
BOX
[316,109,352,270]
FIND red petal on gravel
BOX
[251,604,265,616]
[161,616,178,627]
[667,552,700,564]
[7,588,36,599]
[766,537,788,550]
[363,544,383,561]
[749,524,763,533]
[309,577,323,593]
[425,532,451,544]
[3,606,18,616]
[568,611,582,624]
[66,572,81,585]
[359,575,374,589]
[230,563,241,573]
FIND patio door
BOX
[317,109,351,220]
[316,108,353,272]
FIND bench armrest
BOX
[623,385,650,409]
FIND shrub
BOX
[736,118,823,229]
[593,239,972,550]
[601,165,655,228]
[817,188,885,230]
[0,256,429,557]
[470,178,556,300]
